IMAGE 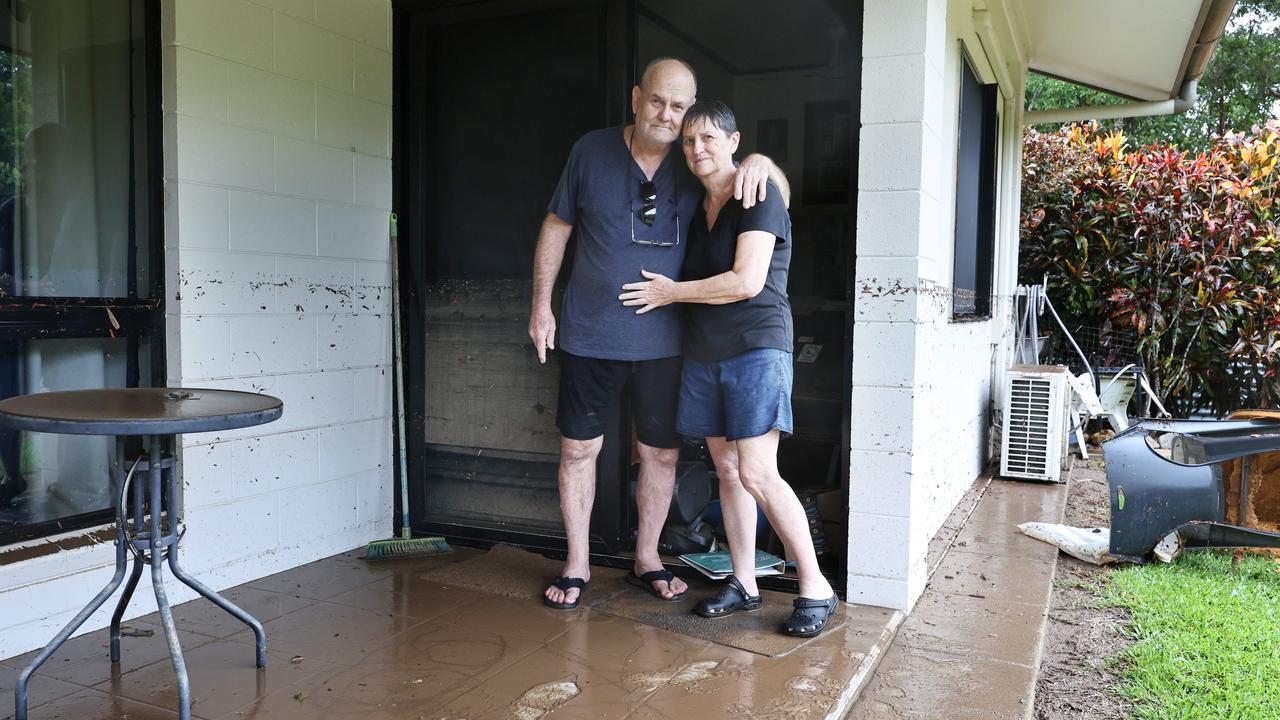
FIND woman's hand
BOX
[620,269,677,315]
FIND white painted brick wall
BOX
[850,0,1021,611]
[858,122,930,194]
[856,191,924,258]
[853,257,925,323]
[0,0,394,660]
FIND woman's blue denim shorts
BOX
[675,347,793,441]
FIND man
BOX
[529,58,789,609]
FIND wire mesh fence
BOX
[1043,323,1141,376]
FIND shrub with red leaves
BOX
[1020,122,1280,417]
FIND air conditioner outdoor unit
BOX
[1000,364,1071,482]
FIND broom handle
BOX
[390,213,412,541]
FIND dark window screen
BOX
[408,2,615,540]
[422,7,608,281]
[952,54,998,318]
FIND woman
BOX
[619,100,837,637]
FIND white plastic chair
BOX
[1064,366,1169,458]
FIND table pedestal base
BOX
[15,435,266,720]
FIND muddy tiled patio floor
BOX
[2,547,901,719]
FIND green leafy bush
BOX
[1020,122,1280,416]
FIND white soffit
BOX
[1023,0,1207,101]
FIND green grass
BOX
[1105,551,1280,719]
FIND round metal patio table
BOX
[0,388,283,720]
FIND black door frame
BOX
[392,0,861,596]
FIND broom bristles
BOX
[364,536,452,560]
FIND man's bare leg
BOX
[735,430,833,599]
[705,437,760,596]
[633,442,687,599]
[545,435,603,606]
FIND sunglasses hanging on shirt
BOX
[628,132,680,248]
[630,178,680,247]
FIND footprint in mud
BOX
[510,678,581,720]
[625,659,723,694]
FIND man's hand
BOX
[620,270,677,315]
[734,154,772,209]
[528,305,556,363]
[529,213,572,364]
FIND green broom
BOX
[366,213,451,561]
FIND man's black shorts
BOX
[556,352,683,449]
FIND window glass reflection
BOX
[0,337,129,529]
[0,0,135,298]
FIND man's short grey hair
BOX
[639,57,697,92]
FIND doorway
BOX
[395,0,860,591]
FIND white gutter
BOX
[1023,78,1198,125]
[1022,0,1233,126]
[973,10,1016,100]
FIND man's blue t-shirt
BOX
[547,127,701,361]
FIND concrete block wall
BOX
[911,0,1028,549]
[850,0,1024,611]
[166,0,394,599]
[0,0,394,660]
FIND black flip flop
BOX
[543,576,587,610]
[626,568,687,602]
[781,594,839,637]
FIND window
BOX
[952,51,998,318]
[0,0,163,546]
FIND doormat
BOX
[421,545,845,657]
[418,543,628,608]
[592,573,847,658]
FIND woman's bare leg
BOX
[734,429,832,599]
[706,436,759,595]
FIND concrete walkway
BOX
[2,547,901,719]
[2,475,1069,720]
[845,474,1068,720]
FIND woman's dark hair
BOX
[682,100,737,136]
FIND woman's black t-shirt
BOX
[681,182,792,363]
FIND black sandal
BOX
[543,576,587,610]
[781,594,838,637]
[694,575,762,618]
[626,568,687,602]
